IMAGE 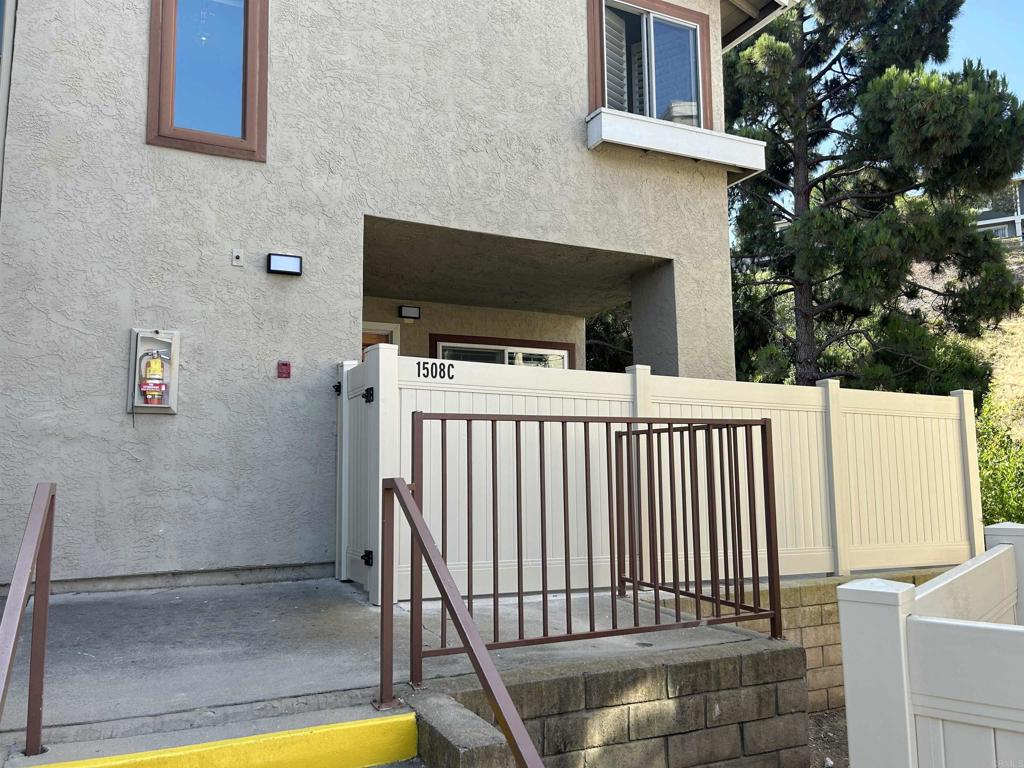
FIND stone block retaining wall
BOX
[660,567,947,712]
[420,635,808,768]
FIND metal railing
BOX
[409,414,781,669]
[376,413,782,760]
[378,477,543,767]
[0,483,56,757]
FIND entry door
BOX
[361,322,401,360]
[361,331,391,358]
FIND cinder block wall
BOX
[438,636,809,768]
[748,568,947,712]
[656,567,947,713]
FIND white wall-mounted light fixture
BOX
[267,253,303,275]
[398,305,421,320]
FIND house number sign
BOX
[416,361,455,380]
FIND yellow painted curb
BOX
[44,713,417,768]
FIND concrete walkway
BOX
[0,579,746,751]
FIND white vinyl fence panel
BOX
[338,345,984,604]
[840,524,1024,768]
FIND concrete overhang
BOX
[362,216,664,317]
[721,0,791,52]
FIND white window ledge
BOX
[586,108,767,186]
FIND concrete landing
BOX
[0,579,746,763]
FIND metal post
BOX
[761,421,784,639]
[376,485,397,709]
[24,495,54,757]
[410,412,424,687]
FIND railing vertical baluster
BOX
[584,422,595,633]
[680,427,691,593]
[645,423,661,624]
[606,422,618,628]
[761,421,784,638]
[706,426,722,618]
[657,430,666,594]
[635,429,645,586]
[745,424,761,610]
[515,420,525,640]
[441,420,449,648]
[615,431,627,599]
[668,425,681,622]
[729,427,744,614]
[377,485,396,709]
[626,426,640,626]
[718,428,730,605]
[688,427,702,622]
[410,413,424,687]
[24,496,53,758]
[539,421,549,637]
[561,421,572,636]
[467,420,474,618]
[491,420,499,643]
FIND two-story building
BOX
[0,0,787,589]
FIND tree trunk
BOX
[791,9,817,386]
[794,281,818,385]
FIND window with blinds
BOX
[603,2,701,128]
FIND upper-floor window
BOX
[590,0,712,130]
[147,0,268,161]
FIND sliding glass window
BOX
[602,1,707,128]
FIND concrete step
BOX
[2,706,416,768]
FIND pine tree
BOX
[727,0,1024,392]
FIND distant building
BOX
[976,175,1024,240]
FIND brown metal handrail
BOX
[0,483,56,757]
[400,412,782,684]
[378,477,542,768]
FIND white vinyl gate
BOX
[839,524,1024,767]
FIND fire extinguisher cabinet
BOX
[127,329,180,414]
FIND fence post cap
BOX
[986,523,1024,539]
[837,578,915,606]
[816,378,841,390]
[626,364,651,374]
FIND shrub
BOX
[978,396,1024,525]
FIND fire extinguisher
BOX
[138,350,170,405]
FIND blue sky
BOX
[944,0,1024,97]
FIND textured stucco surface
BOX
[0,0,734,581]
[363,296,586,369]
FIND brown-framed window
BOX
[147,0,268,161]
[429,334,577,369]
[587,0,713,130]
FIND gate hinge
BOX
[361,549,374,567]
[333,381,342,396]
[362,387,374,404]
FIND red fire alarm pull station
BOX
[277,361,291,379]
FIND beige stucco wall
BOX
[0,0,734,582]
[363,297,586,369]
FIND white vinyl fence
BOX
[839,524,1024,767]
[337,344,984,604]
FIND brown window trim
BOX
[587,0,714,131]
[146,0,268,162]
[429,334,577,369]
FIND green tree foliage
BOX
[978,397,1024,524]
[727,0,1024,390]
[586,304,633,372]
